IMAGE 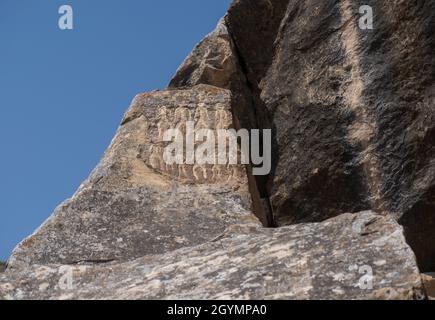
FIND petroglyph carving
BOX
[149,145,165,172]
[216,106,231,129]
[157,106,172,140]
[194,105,210,130]
[142,101,244,185]
[174,107,191,133]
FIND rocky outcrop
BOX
[0,212,425,300]
[1,0,434,299]
[8,85,259,269]
[168,18,273,227]
[422,273,435,299]
[223,0,435,272]
[0,262,5,273]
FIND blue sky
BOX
[0,0,231,261]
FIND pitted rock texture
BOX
[2,0,434,300]
[224,0,435,271]
[8,85,259,269]
[0,212,425,300]
[422,273,435,299]
[168,18,272,227]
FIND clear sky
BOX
[0,0,231,261]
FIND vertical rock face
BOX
[1,0,434,299]
[0,263,5,273]
[168,18,273,226]
[223,0,435,272]
[8,85,260,269]
[422,273,435,299]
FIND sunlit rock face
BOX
[0,212,426,300]
[7,85,259,269]
[2,0,434,300]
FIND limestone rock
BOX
[168,17,258,141]
[8,85,260,269]
[0,212,425,300]
[169,18,238,91]
[225,0,435,272]
[2,0,434,300]
[422,273,435,299]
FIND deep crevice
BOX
[399,188,435,273]
[225,20,276,228]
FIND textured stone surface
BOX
[2,0,434,300]
[168,17,256,130]
[224,0,435,272]
[0,212,425,300]
[0,263,5,273]
[422,273,435,299]
[8,85,259,269]
[168,17,272,226]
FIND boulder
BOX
[224,0,435,272]
[0,212,425,300]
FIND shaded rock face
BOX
[222,0,435,271]
[0,263,5,273]
[8,85,259,269]
[0,212,425,300]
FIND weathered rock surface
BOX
[7,85,259,269]
[168,17,273,227]
[422,273,435,299]
[0,212,425,300]
[0,262,5,273]
[223,0,435,272]
[2,0,434,300]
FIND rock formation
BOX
[224,0,435,273]
[1,0,434,300]
[0,212,425,300]
[0,262,5,273]
[422,273,435,299]
[7,85,259,269]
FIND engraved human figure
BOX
[157,106,171,140]
[149,145,164,172]
[193,164,208,182]
[194,105,210,130]
[211,164,226,183]
[174,107,191,133]
[178,163,191,180]
[215,106,231,130]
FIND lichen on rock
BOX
[1,0,434,300]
